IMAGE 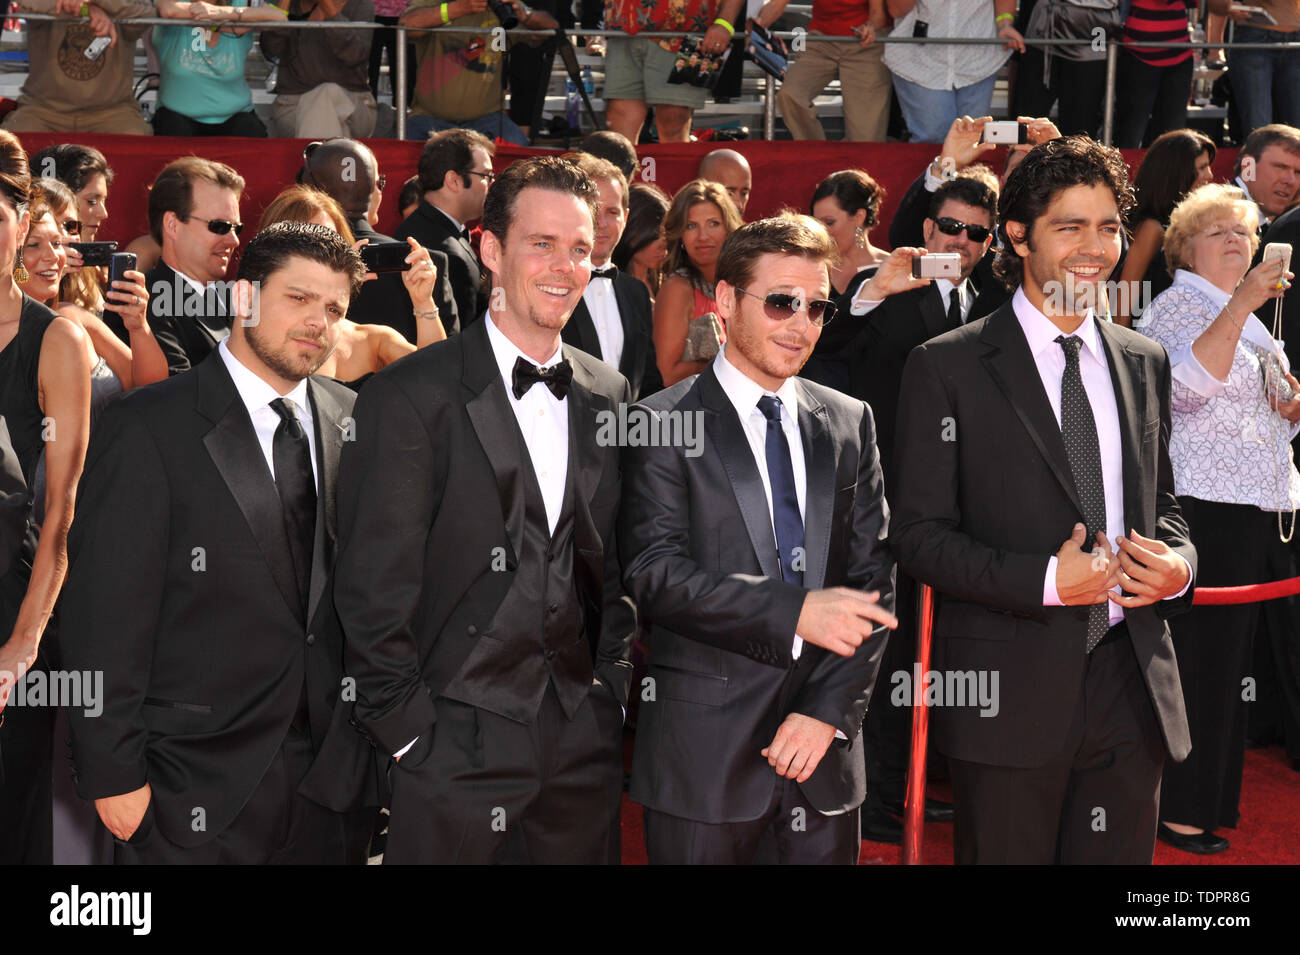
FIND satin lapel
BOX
[196,356,302,621]
[1097,323,1145,535]
[795,380,833,592]
[305,377,346,622]
[979,304,1085,517]
[700,368,782,580]
[612,276,645,381]
[463,321,526,565]
[564,352,607,590]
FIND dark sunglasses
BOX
[181,214,245,237]
[62,219,81,236]
[736,288,837,327]
[934,217,992,243]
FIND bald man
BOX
[303,138,458,344]
[698,149,752,217]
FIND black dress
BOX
[0,296,58,864]
[802,265,879,393]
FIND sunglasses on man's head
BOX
[736,288,837,327]
[180,214,245,237]
[934,217,991,243]
[62,219,81,236]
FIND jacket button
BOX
[467,625,478,636]
[549,603,559,614]
[545,649,556,660]
[306,633,316,646]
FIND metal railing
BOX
[8,13,1299,142]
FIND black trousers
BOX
[863,571,916,812]
[1161,497,1268,831]
[948,623,1166,864]
[1012,46,1108,138]
[0,664,55,865]
[1113,52,1193,148]
[152,105,267,138]
[643,776,860,865]
[1250,524,1300,762]
[384,683,624,864]
[114,723,370,865]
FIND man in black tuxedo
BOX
[620,214,897,865]
[335,157,636,864]
[394,128,494,328]
[61,223,372,864]
[133,158,245,375]
[561,153,663,401]
[302,138,457,341]
[890,136,1197,864]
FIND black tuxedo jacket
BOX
[349,216,458,343]
[889,299,1196,769]
[560,272,664,400]
[620,367,894,823]
[394,199,486,329]
[332,319,637,758]
[141,260,232,376]
[60,353,362,846]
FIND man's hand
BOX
[998,21,1025,53]
[1055,523,1121,605]
[702,23,732,54]
[933,116,997,179]
[761,712,837,782]
[95,782,153,842]
[86,3,118,43]
[1018,115,1061,145]
[796,587,897,658]
[54,0,83,15]
[853,21,875,46]
[1109,530,1190,608]
[856,247,932,302]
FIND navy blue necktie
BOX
[758,395,804,586]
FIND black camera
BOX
[488,0,518,28]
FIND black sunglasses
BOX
[934,217,992,243]
[736,288,837,327]
[181,214,245,237]
[62,219,81,236]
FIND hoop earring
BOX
[13,248,28,285]
[854,226,867,250]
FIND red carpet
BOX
[617,743,1300,865]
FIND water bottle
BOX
[581,65,594,97]
[565,78,580,130]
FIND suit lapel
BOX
[1097,322,1145,536]
[919,284,952,340]
[196,354,302,621]
[795,380,834,591]
[979,303,1086,517]
[700,368,782,580]
[463,321,527,565]
[306,377,346,622]
[563,352,608,595]
[612,275,645,382]
[563,297,603,361]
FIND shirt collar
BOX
[218,339,312,422]
[1173,268,1235,307]
[484,313,564,386]
[1012,285,1104,367]
[165,259,214,296]
[431,203,465,235]
[713,344,801,425]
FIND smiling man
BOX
[620,212,897,864]
[334,156,636,864]
[890,136,1197,865]
[62,223,370,863]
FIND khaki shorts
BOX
[604,36,709,110]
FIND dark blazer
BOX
[889,299,1197,769]
[349,216,458,343]
[142,260,232,376]
[332,319,637,758]
[560,272,664,400]
[60,353,364,846]
[394,199,486,329]
[619,367,894,823]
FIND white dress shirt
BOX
[713,345,808,658]
[484,314,570,535]
[218,339,319,486]
[582,266,625,371]
[883,0,1012,91]
[1013,289,1189,624]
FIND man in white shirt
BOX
[1234,123,1300,234]
[890,136,1197,864]
[335,157,636,864]
[620,212,897,864]
[62,223,372,863]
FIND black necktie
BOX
[947,286,963,329]
[1056,336,1109,652]
[757,395,804,587]
[512,356,573,400]
[591,266,618,280]
[271,397,316,617]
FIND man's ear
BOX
[1005,220,1030,259]
[922,217,935,245]
[480,229,501,287]
[443,168,462,194]
[232,278,259,328]
[715,280,736,323]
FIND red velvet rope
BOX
[1193,576,1300,605]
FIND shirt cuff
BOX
[393,736,418,759]
[1169,344,1228,399]
[1043,555,1064,606]
[923,164,944,192]
[793,633,803,660]
[849,294,882,318]
[1165,554,1193,601]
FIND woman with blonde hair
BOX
[653,179,743,386]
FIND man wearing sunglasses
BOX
[145,157,246,377]
[620,213,897,864]
[396,129,496,330]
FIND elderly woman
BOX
[1138,182,1296,856]
[653,179,743,386]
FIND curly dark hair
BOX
[994,136,1134,290]
[237,220,365,302]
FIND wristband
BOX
[416,308,441,320]
[995,12,1014,24]
[79,3,88,15]
[713,16,734,36]
[440,1,449,21]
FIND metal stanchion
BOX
[764,73,776,141]
[395,27,408,140]
[1102,40,1118,146]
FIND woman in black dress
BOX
[0,130,93,865]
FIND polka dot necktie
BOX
[1055,335,1109,652]
[757,395,804,587]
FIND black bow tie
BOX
[591,266,618,280]
[512,356,573,400]
[459,227,472,243]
